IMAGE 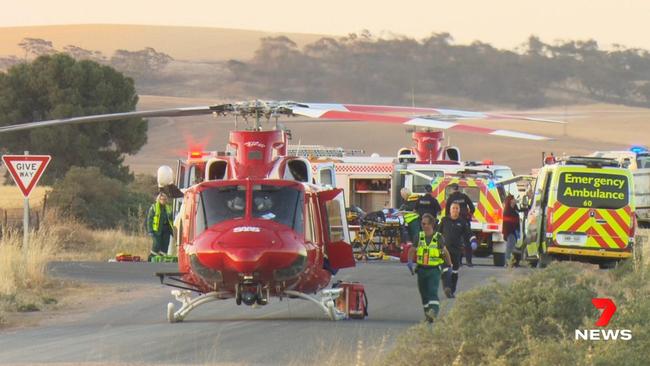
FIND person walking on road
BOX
[146,192,174,262]
[407,213,451,322]
[502,194,521,267]
[445,183,476,266]
[438,202,477,298]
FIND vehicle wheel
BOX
[493,253,505,267]
[598,260,617,269]
[473,250,489,258]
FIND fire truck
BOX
[308,131,516,266]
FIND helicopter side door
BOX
[317,188,356,269]
[174,160,189,214]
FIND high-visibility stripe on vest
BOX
[416,231,444,266]
[152,203,173,232]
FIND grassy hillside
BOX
[0,24,326,61]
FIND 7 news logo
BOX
[575,298,632,341]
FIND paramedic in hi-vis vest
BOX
[146,192,174,261]
[400,187,421,245]
[407,213,452,323]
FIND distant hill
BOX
[0,24,327,61]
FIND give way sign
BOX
[2,155,51,197]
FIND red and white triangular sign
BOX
[2,155,51,197]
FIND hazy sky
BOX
[3,0,650,50]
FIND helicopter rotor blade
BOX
[296,103,565,124]
[0,105,232,133]
[289,106,551,141]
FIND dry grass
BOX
[0,211,150,327]
[0,226,61,326]
[39,210,150,261]
[0,227,59,295]
[0,185,50,209]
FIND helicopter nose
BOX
[194,224,306,275]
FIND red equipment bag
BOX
[333,281,368,319]
[400,243,412,263]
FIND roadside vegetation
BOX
[0,215,150,328]
[383,229,650,366]
[0,170,155,328]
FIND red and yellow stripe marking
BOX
[431,177,502,226]
[549,202,632,250]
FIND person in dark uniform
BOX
[416,184,442,223]
[438,202,477,298]
[445,183,476,266]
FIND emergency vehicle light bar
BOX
[561,156,620,168]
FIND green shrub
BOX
[385,261,650,366]
[48,166,151,230]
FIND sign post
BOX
[1,153,51,256]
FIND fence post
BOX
[41,192,48,222]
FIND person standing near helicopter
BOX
[146,192,174,261]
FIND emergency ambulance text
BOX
[563,173,625,189]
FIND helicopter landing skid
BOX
[166,289,230,323]
[284,289,347,321]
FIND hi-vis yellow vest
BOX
[416,231,444,266]
[404,194,420,224]
[151,203,173,232]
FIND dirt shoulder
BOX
[0,280,155,331]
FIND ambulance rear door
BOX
[550,167,634,253]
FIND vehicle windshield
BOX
[494,168,518,197]
[637,154,650,169]
[445,185,480,207]
[200,185,247,228]
[413,170,444,193]
[252,184,304,233]
[557,171,629,209]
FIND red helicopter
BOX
[0,100,562,322]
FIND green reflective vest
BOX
[416,231,444,266]
[151,203,173,233]
[403,194,420,223]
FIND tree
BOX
[48,166,151,229]
[0,54,147,183]
[18,38,56,60]
[63,45,106,63]
[110,47,173,80]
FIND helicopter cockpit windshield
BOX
[201,185,247,228]
[252,185,304,233]
[197,183,304,233]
